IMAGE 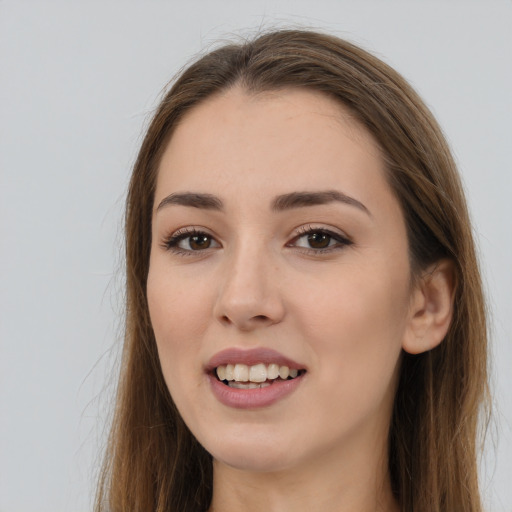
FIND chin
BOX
[213,449,295,473]
[204,431,299,473]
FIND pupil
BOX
[190,235,210,250]
[308,233,330,249]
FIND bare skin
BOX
[147,87,453,512]
[209,431,398,512]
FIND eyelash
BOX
[161,227,216,257]
[162,225,353,257]
[289,225,353,254]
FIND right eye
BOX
[163,228,221,255]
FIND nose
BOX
[213,243,286,331]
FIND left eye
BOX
[290,229,352,251]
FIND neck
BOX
[208,434,399,512]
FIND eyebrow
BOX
[156,190,371,216]
[156,192,223,211]
[271,190,371,216]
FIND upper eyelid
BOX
[290,230,352,249]
[166,224,349,240]
[292,224,351,241]
[161,226,220,248]
[169,226,217,238]
[162,225,352,254]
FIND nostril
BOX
[219,314,270,326]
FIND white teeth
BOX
[216,365,226,381]
[228,381,272,389]
[215,363,303,383]
[225,364,234,380]
[249,363,267,383]
[267,363,279,379]
[233,363,249,382]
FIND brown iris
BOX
[307,232,331,249]
[189,234,211,250]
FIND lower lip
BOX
[208,373,304,409]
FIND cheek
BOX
[293,263,409,407]
[146,264,212,384]
[295,260,410,339]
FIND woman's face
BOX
[147,88,414,473]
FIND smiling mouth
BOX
[215,363,306,389]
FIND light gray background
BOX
[1,1,511,511]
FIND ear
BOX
[402,259,456,355]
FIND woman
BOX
[96,30,489,512]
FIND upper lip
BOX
[206,347,305,372]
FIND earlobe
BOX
[402,259,456,355]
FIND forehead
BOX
[155,87,388,206]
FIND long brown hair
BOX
[96,29,489,512]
